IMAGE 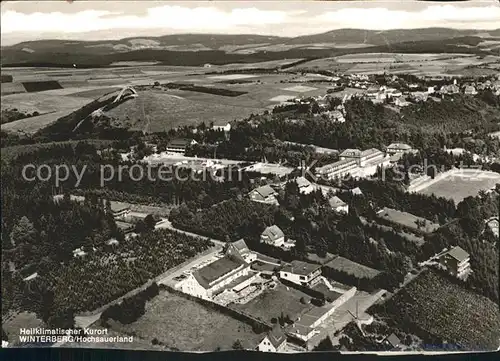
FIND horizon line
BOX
[4,26,500,47]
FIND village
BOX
[2,6,500,353]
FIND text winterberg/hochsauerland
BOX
[18,327,133,343]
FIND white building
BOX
[386,88,402,98]
[440,84,460,95]
[212,123,231,132]
[340,148,385,167]
[279,260,322,287]
[165,138,198,154]
[386,143,415,155]
[257,326,287,352]
[249,185,279,205]
[322,110,345,123]
[485,217,499,238]
[110,202,131,219]
[339,148,390,177]
[287,287,357,342]
[439,246,471,280]
[181,255,251,299]
[395,98,411,107]
[224,239,257,263]
[261,225,285,247]
[72,247,87,258]
[464,85,478,95]
[328,196,349,214]
[315,159,360,180]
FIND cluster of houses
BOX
[249,178,349,220]
[344,74,500,107]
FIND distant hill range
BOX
[2,28,500,67]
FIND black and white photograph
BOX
[1,0,500,356]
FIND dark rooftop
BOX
[267,325,286,349]
[251,185,276,199]
[281,260,321,276]
[110,201,130,213]
[386,333,401,348]
[232,239,250,254]
[446,246,469,263]
[167,138,193,148]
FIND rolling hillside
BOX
[2,28,499,67]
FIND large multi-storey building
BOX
[279,260,322,287]
[439,246,471,280]
[340,148,387,167]
[181,255,251,299]
[315,158,360,180]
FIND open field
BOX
[1,108,80,134]
[290,53,500,76]
[113,290,263,351]
[208,74,258,81]
[372,270,500,351]
[61,325,164,351]
[1,82,27,95]
[1,65,331,134]
[334,53,474,63]
[282,85,318,92]
[232,281,313,323]
[1,92,92,113]
[325,256,381,279]
[2,311,44,345]
[105,90,262,131]
[416,169,500,204]
[376,207,440,234]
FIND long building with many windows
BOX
[315,148,390,180]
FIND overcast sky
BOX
[2,1,500,45]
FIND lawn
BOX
[325,256,381,279]
[376,207,440,234]
[0,108,80,134]
[1,82,27,95]
[417,170,500,204]
[372,270,500,351]
[113,290,263,351]
[0,92,91,113]
[3,311,44,345]
[232,281,312,323]
[105,90,262,131]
